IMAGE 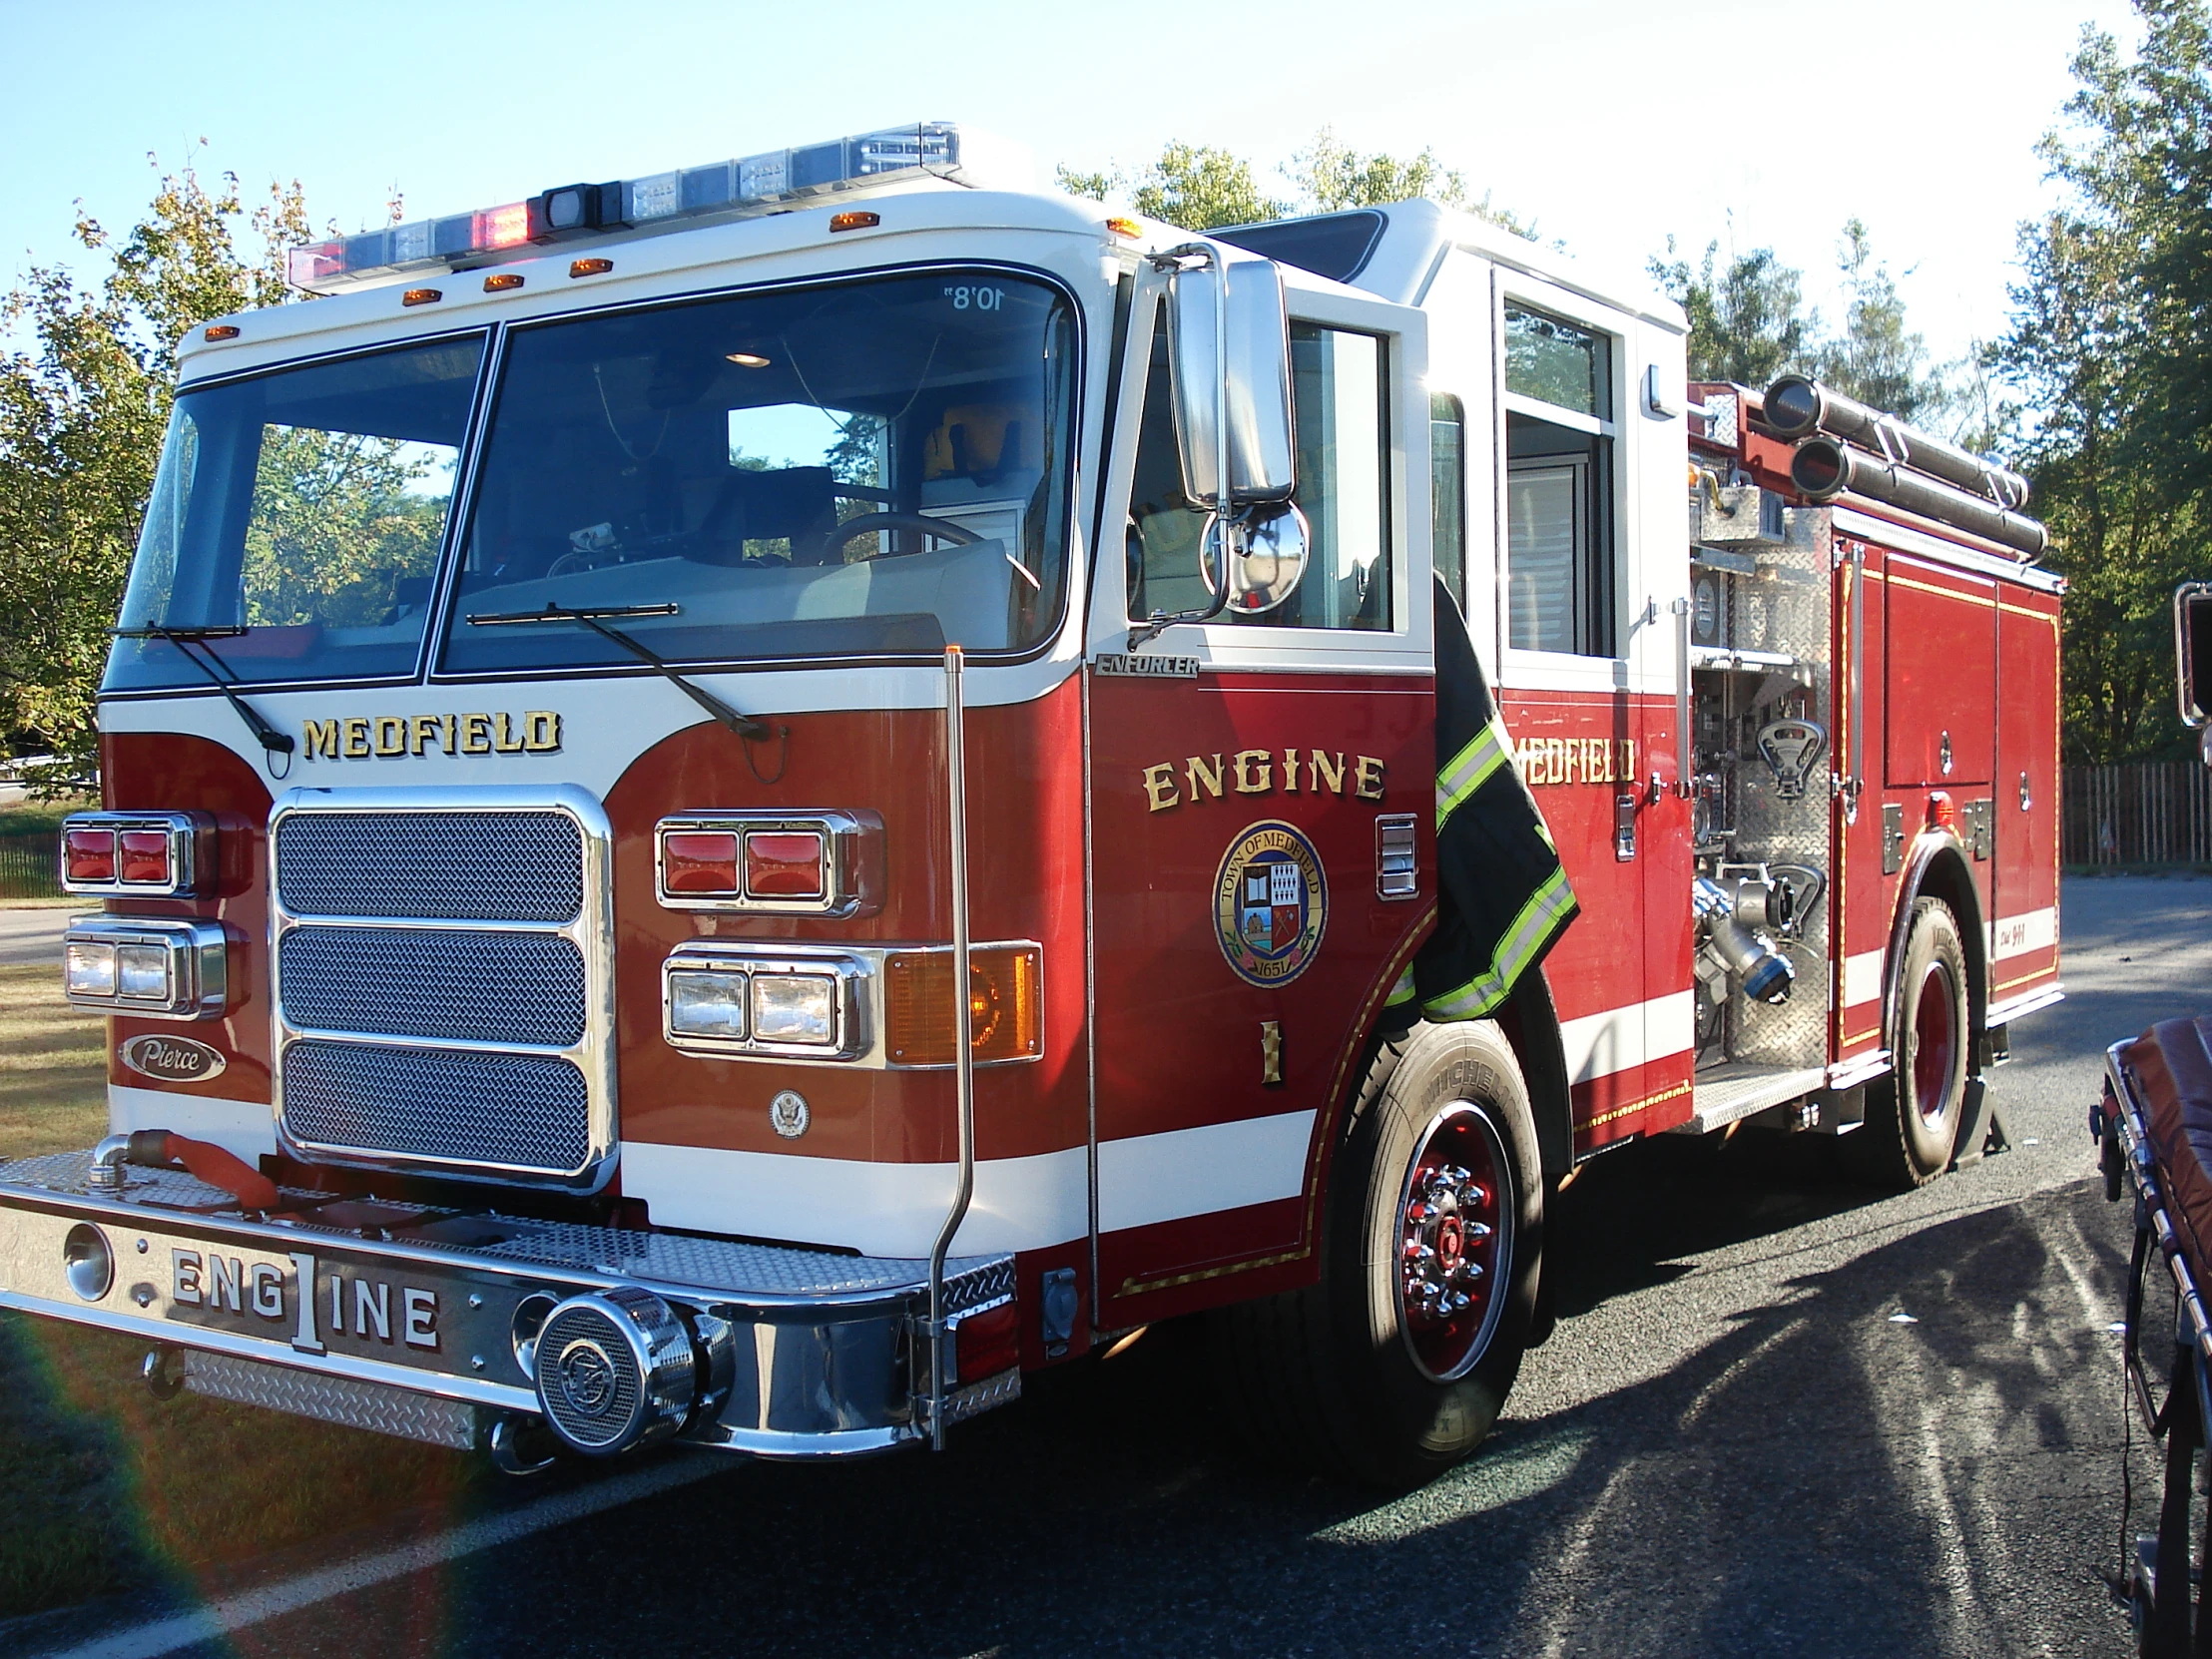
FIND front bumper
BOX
[0,1148,1016,1457]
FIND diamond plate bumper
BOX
[0,1149,1017,1457]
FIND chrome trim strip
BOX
[1826,1048,1894,1093]
[1985,982,2065,1028]
[654,809,883,916]
[268,784,618,1189]
[63,913,229,1021]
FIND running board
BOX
[1676,1065,1830,1135]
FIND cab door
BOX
[1085,276,1434,1325]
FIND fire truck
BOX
[0,123,2062,1487]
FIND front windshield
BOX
[440,269,1076,675]
[104,338,484,691]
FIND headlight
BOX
[65,941,117,998]
[116,944,173,1001]
[667,969,748,1039]
[752,973,836,1045]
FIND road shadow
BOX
[209,1179,2144,1659]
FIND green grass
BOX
[0,795,98,836]
[0,958,493,1619]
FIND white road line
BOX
[33,1452,727,1659]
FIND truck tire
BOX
[1209,1020,1542,1489]
[1854,897,1971,1189]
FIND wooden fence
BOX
[0,830,60,899]
[2064,763,2212,866]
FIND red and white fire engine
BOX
[0,123,2062,1486]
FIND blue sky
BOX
[0,0,2146,367]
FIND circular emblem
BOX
[768,1089,811,1139]
[556,1339,618,1417]
[1213,821,1328,987]
[118,1034,226,1084]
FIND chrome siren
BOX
[531,1287,697,1454]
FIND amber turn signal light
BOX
[884,944,1042,1066]
[828,211,880,233]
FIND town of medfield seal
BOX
[1213,821,1328,987]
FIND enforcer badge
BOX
[1213,821,1328,987]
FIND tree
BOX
[1057,144,1289,232]
[1650,238,1815,389]
[0,153,309,788]
[1060,132,1538,238]
[1994,1,2212,762]
[1818,218,1943,423]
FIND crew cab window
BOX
[1128,314,1391,632]
[1504,302,1616,658]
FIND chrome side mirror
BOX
[1166,252,1296,509]
[1202,504,1310,616]
[2179,582,2212,762]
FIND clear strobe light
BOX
[285,122,1019,294]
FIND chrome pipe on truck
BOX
[1762,374,2031,512]
[925,642,977,1451]
[1789,434,2048,559]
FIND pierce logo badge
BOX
[1213,822,1328,987]
[118,1034,228,1084]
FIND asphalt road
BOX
[0,906,68,965]
[20,874,2212,1658]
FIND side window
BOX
[1503,302,1616,658]
[1431,394,1465,615]
[1128,311,1392,632]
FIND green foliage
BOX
[1994,1,2212,762]
[1057,144,1289,232]
[1649,223,1953,424]
[1058,132,1538,238]
[240,428,448,629]
[0,154,308,789]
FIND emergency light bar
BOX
[285,121,1015,295]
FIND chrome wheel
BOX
[1397,1101,1512,1382]
[1911,959,1959,1130]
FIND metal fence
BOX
[0,830,60,899]
[2064,763,2212,865]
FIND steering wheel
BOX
[822,512,985,562]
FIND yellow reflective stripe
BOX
[1435,714,1513,829]
[1419,869,1578,1022]
[1382,964,1417,1008]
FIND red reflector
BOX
[475,202,530,251]
[663,831,740,895]
[954,1300,1021,1384]
[745,831,826,899]
[117,830,170,885]
[64,828,116,884]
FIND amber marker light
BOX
[401,287,442,306]
[569,257,615,277]
[1106,217,1141,240]
[203,324,241,341]
[482,273,525,292]
[725,351,771,368]
[884,944,1042,1066]
[828,211,880,233]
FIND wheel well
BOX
[1499,968,1573,1179]
[1896,841,1988,1068]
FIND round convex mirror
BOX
[1203,504,1310,616]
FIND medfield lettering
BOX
[1513,736,1637,787]
[302,712,561,760]
[1145,749,1385,812]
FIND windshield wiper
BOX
[111,625,295,756]
[465,603,770,742]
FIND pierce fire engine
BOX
[0,123,2062,1486]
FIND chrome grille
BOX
[271,787,614,1187]
[275,811,583,920]
[282,1040,592,1172]
[279,926,586,1046]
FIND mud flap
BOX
[1949,1076,2010,1169]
